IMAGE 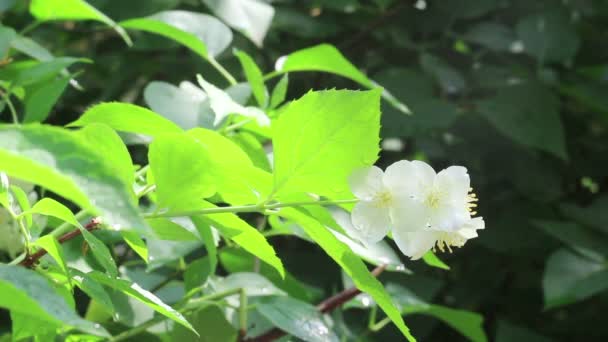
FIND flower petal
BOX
[435,166,470,203]
[457,217,485,240]
[350,201,391,244]
[429,202,470,232]
[348,166,385,200]
[390,195,433,232]
[384,160,436,199]
[392,229,438,260]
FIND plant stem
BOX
[208,57,238,86]
[50,210,89,238]
[1,91,19,125]
[143,198,358,219]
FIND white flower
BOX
[348,160,483,259]
[393,217,485,260]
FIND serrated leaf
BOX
[68,102,182,138]
[0,265,109,336]
[279,208,414,341]
[272,89,380,198]
[0,125,150,236]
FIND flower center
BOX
[466,188,478,215]
[434,232,467,253]
[424,189,441,209]
[373,190,393,208]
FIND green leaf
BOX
[147,218,200,241]
[34,235,71,284]
[29,0,132,46]
[477,83,567,160]
[0,264,109,336]
[386,283,487,342]
[275,44,372,87]
[419,53,466,94]
[172,304,237,342]
[559,195,608,235]
[77,123,134,187]
[279,208,414,341]
[208,272,285,297]
[496,320,553,342]
[0,25,16,57]
[202,0,274,47]
[71,269,115,313]
[516,11,580,63]
[121,231,148,262]
[533,220,608,260]
[235,49,267,107]
[191,216,218,278]
[272,89,380,198]
[0,124,150,236]
[464,22,515,51]
[421,251,450,270]
[85,270,197,334]
[23,75,70,123]
[13,57,88,87]
[10,36,54,61]
[148,133,216,210]
[543,248,608,309]
[68,102,183,138]
[27,198,118,277]
[269,74,288,109]
[256,296,339,342]
[195,201,285,278]
[120,10,232,58]
[219,247,321,301]
[273,44,409,114]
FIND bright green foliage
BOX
[269,74,289,109]
[148,133,216,210]
[172,304,237,342]
[29,0,131,45]
[235,49,267,107]
[280,208,414,341]
[33,235,71,283]
[0,125,150,235]
[0,265,109,336]
[23,75,70,123]
[272,89,381,198]
[276,44,373,87]
[69,102,182,137]
[422,251,450,270]
[196,201,285,278]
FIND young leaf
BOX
[148,133,216,210]
[120,231,148,262]
[13,57,88,87]
[272,89,381,198]
[34,235,71,284]
[421,251,450,270]
[68,102,182,138]
[279,208,414,341]
[29,0,132,46]
[0,264,109,337]
[269,74,288,109]
[235,49,267,107]
[0,125,150,236]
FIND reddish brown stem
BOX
[245,264,387,342]
[19,217,102,268]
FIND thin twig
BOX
[245,264,387,342]
[19,217,102,268]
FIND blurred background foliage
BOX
[1,0,608,341]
